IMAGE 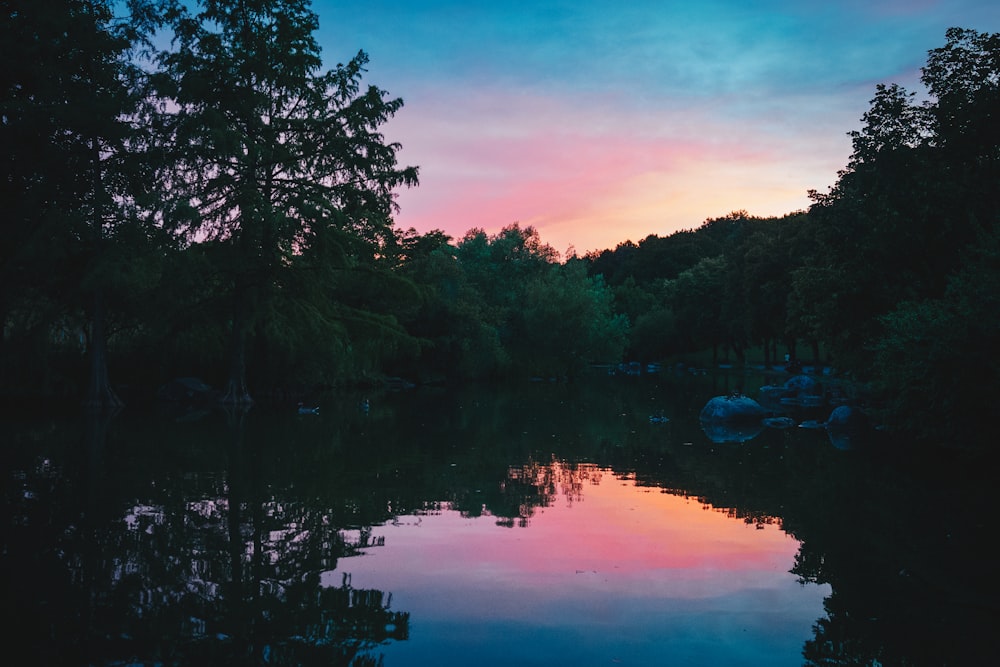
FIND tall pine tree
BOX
[153,0,417,404]
[1,0,152,407]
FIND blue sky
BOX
[311,0,1000,254]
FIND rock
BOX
[784,374,822,396]
[826,405,869,433]
[758,384,791,403]
[827,430,856,450]
[701,422,764,444]
[699,395,767,423]
[759,374,823,407]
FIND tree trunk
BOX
[224,405,248,603]
[82,287,122,410]
[82,135,122,410]
[220,282,253,405]
[732,341,745,367]
[0,299,8,388]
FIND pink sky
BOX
[327,463,820,616]
[324,461,829,664]
[315,1,1000,256]
[386,87,849,255]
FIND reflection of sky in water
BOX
[325,463,829,666]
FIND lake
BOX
[2,369,996,665]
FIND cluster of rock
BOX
[699,374,870,447]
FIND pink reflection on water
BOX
[325,462,828,664]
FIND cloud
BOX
[317,0,1000,253]
[388,84,850,253]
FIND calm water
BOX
[2,370,996,665]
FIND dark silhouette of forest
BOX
[6,376,994,666]
[2,2,997,446]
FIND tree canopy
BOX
[151,0,418,403]
[3,14,998,446]
[582,27,1000,445]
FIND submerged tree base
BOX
[82,386,124,411]
[219,381,254,407]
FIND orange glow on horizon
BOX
[475,464,794,578]
[329,462,807,620]
[386,86,847,255]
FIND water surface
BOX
[3,371,996,665]
[334,460,826,666]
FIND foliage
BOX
[872,225,1000,443]
[512,260,629,378]
[392,229,509,381]
[579,28,1000,446]
[663,255,728,357]
[0,0,160,406]
[3,13,998,449]
[628,307,678,363]
[803,27,1000,440]
[388,225,630,381]
[151,0,418,402]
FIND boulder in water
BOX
[826,405,869,433]
[701,422,764,444]
[758,374,823,407]
[784,374,822,397]
[699,395,767,423]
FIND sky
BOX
[328,462,829,665]
[311,1,1000,256]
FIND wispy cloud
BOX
[315,0,1000,252]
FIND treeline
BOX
[0,0,626,406]
[2,3,998,444]
[584,27,1000,445]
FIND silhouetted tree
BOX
[153,0,418,403]
[1,0,156,406]
[512,260,629,378]
[803,27,1000,440]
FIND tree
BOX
[457,223,559,301]
[796,27,1000,441]
[922,27,1000,156]
[843,83,929,169]
[611,276,659,331]
[729,214,810,366]
[512,260,629,378]
[872,224,1000,443]
[628,306,678,362]
[454,224,558,369]
[153,0,417,404]
[802,28,1000,376]
[664,256,728,364]
[1,0,155,407]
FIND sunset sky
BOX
[313,1,1000,255]
[329,463,829,665]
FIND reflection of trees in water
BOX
[463,379,999,667]
[494,458,602,527]
[6,375,998,666]
[625,427,998,666]
[1,410,409,666]
[786,450,1000,667]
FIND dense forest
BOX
[2,2,998,446]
